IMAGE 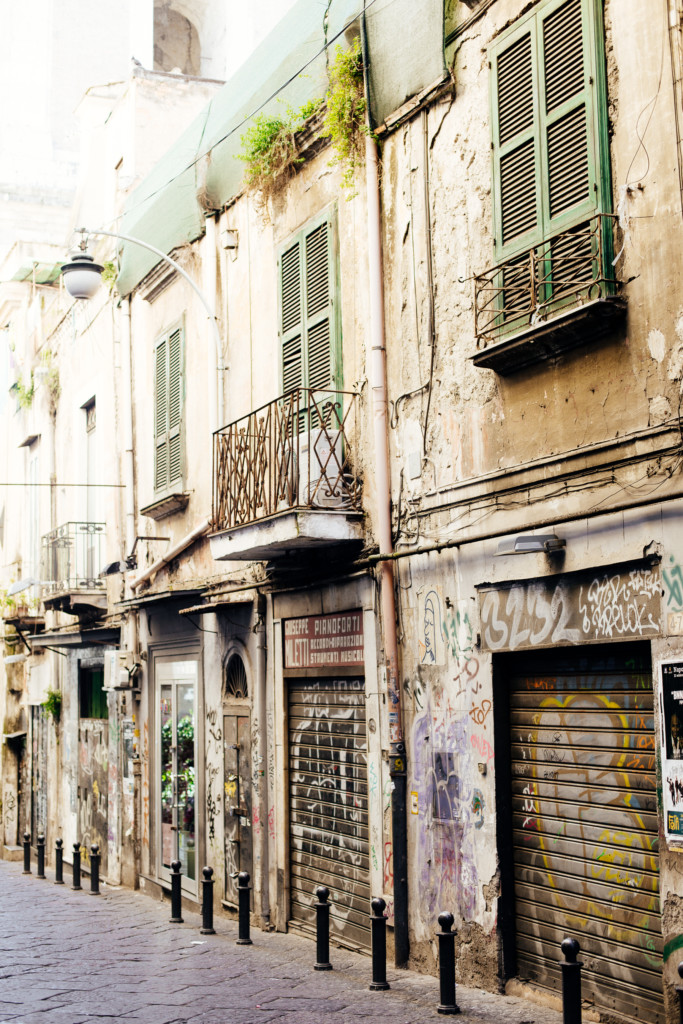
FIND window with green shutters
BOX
[154,324,183,493]
[278,211,339,400]
[490,0,610,261]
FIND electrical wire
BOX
[623,0,667,187]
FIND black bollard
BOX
[237,871,253,945]
[560,937,582,1024]
[314,886,333,971]
[72,842,82,890]
[676,962,683,1024]
[200,866,216,935]
[89,843,101,895]
[369,897,390,990]
[22,832,31,875]
[170,860,183,923]
[436,911,460,1015]
[36,834,46,879]
[54,839,64,884]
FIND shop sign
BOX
[479,566,661,652]
[283,610,364,669]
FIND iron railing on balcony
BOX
[42,522,106,595]
[212,388,361,532]
[474,215,618,350]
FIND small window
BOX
[224,655,248,700]
[79,666,107,719]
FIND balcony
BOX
[210,388,363,562]
[42,522,107,614]
[471,215,627,374]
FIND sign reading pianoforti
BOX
[283,611,365,670]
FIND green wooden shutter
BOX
[279,212,338,399]
[154,325,183,492]
[167,327,182,484]
[280,239,304,394]
[491,0,602,260]
[154,337,168,491]
[303,220,334,392]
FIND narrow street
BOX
[0,860,564,1024]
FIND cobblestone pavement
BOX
[0,860,564,1024]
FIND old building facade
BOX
[2,1,683,1022]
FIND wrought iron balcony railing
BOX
[474,215,618,351]
[213,388,361,532]
[42,522,106,595]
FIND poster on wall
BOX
[661,662,683,838]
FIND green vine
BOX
[238,99,323,202]
[42,688,62,723]
[323,37,370,194]
[14,371,35,410]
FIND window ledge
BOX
[470,295,627,375]
[140,492,190,521]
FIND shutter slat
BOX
[155,439,168,491]
[281,242,302,334]
[168,433,181,484]
[501,139,537,243]
[547,105,589,217]
[498,33,534,145]
[305,223,330,318]
[544,0,584,112]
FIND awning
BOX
[115,587,203,611]
[3,731,27,743]
[29,626,121,649]
[179,588,258,615]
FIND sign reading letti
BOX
[283,611,364,669]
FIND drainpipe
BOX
[362,14,409,968]
[254,591,270,926]
[120,299,136,558]
[203,214,224,433]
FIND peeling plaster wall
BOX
[377,0,683,1001]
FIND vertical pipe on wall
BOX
[120,299,136,558]
[204,214,224,433]
[362,16,409,967]
[254,591,270,926]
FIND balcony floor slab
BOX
[210,509,364,561]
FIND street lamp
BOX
[60,227,224,428]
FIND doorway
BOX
[158,657,198,893]
[222,653,252,905]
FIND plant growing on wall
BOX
[14,371,35,409]
[323,37,370,193]
[40,348,61,412]
[238,99,323,203]
[41,687,62,723]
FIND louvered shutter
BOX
[154,337,169,491]
[491,0,600,259]
[167,327,182,484]
[279,213,338,401]
[280,240,304,394]
[154,325,183,492]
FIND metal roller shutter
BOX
[508,656,663,1023]
[288,678,371,950]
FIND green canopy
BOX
[117,0,445,297]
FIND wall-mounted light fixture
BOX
[496,534,566,555]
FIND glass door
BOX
[158,659,197,893]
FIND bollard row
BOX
[15,845,592,1019]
